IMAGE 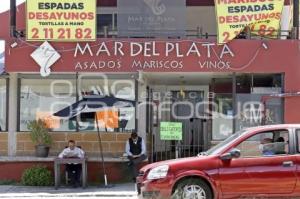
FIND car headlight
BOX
[147,165,169,180]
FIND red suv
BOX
[137,124,300,199]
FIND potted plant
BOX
[27,119,53,157]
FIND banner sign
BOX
[96,110,119,129]
[36,111,60,129]
[160,122,182,140]
[117,0,186,37]
[26,0,96,41]
[215,0,284,44]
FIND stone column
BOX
[8,73,17,156]
[137,80,147,142]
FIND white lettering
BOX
[153,42,160,56]
[175,43,183,57]
[186,42,201,57]
[166,42,175,56]
[96,42,111,56]
[144,42,152,57]
[74,43,93,57]
[114,42,124,56]
[202,43,215,58]
[131,42,143,56]
[220,44,234,58]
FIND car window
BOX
[235,130,289,158]
[206,130,247,155]
[296,129,300,153]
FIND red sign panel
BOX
[4,39,299,73]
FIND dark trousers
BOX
[65,164,82,185]
[128,154,147,179]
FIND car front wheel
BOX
[171,178,212,199]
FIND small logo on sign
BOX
[143,0,166,15]
[30,41,61,77]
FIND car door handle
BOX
[282,161,294,167]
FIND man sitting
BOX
[125,132,147,182]
[58,140,85,187]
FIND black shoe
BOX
[132,177,136,183]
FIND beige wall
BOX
[0,133,8,155]
[16,132,132,157]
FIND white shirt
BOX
[125,137,146,156]
[58,147,85,158]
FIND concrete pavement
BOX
[0,183,138,198]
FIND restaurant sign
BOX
[72,41,235,72]
[6,39,279,74]
[215,0,284,44]
[26,0,96,41]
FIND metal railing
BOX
[152,143,204,162]
[16,26,294,40]
[97,26,294,40]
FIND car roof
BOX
[243,124,300,132]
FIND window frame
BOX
[294,129,300,154]
[0,75,9,132]
[17,73,138,133]
[17,75,77,132]
[212,73,284,142]
[233,129,291,159]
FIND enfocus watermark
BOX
[45,73,277,130]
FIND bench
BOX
[0,156,149,184]
[54,157,87,189]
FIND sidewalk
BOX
[0,183,137,198]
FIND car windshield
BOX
[203,130,247,156]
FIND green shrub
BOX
[21,166,53,186]
[27,119,52,146]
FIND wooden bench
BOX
[54,157,87,189]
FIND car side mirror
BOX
[219,153,232,160]
[220,148,241,160]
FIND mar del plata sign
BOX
[30,40,237,76]
[73,41,235,71]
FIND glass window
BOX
[77,78,136,132]
[19,79,76,131]
[19,76,136,133]
[253,74,282,88]
[0,79,7,131]
[236,94,283,131]
[212,73,283,141]
[236,130,289,158]
[296,129,300,153]
[212,94,233,140]
[97,14,117,32]
[211,76,234,140]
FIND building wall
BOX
[186,7,216,34]
[0,133,8,155]
[16,132,131,157]
[0,161,147,183]
[98,6,218,34]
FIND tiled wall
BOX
[16,132,131,157]
[0,133,8,155]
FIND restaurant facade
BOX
[0,0,300,183]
